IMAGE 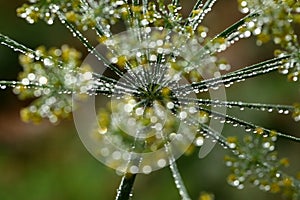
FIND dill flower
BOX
[0,0,300,199]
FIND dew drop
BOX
[129,165,139,174]
[229,143,236,149]
[112,151,122,160]
[142,165,152,174]
[43,58,54,67]
[241,1,247,7]
[21,78,30,85]
[226,161,232,167]
[157,159,166,167]
[28,73,36,81]
[233,180,240,186]
[39,76,48,85]
[262,142,270,149]
[278,67,289,75]
[194,136,204,147]
[237,184,244,190]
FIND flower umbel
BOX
[1,0,300,200]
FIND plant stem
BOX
[169,160,191,200]
[115,173,137,200]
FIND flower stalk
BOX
[116,173,137,200]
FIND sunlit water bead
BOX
[239,1,250,14]
[227,174,245,190]
[238,28,252,39]
[49,4,59,14]
[17,5,39,24]
[287,71,299,82]
[42,57,55,67]
[0,84,7,90]
[194,136,204,147]
[278,65,290,76]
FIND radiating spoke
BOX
[175,55,290,95]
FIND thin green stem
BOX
[178,97,294,113]
[199,106,300,143]
[115,173,137,200]
[0,33,34,55]
[159,127,191,199]
[186,0,203,19]
[169,160,191,200]
[176,54,290,94]
[215,12,259,39]
[0,80,53,89]
[189,0,218,30]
